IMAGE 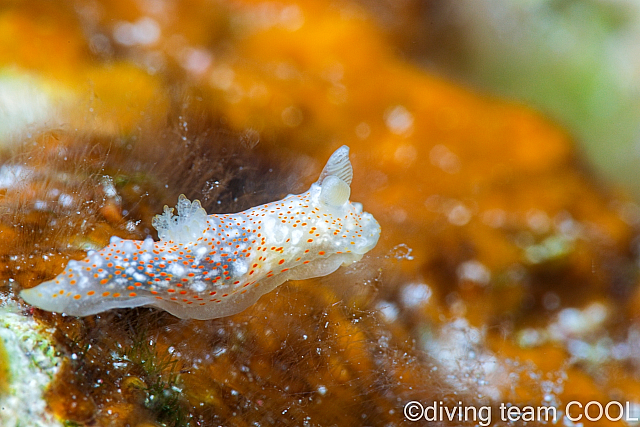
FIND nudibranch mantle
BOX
[21,146,381,319]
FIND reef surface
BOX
[1,1,639,426]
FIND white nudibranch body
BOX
[20,146,381,319]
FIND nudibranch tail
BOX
[20,145,381,319]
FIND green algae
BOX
[0,335,9,394]
[0,301,62,426]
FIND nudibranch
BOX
[21,146,381,319]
